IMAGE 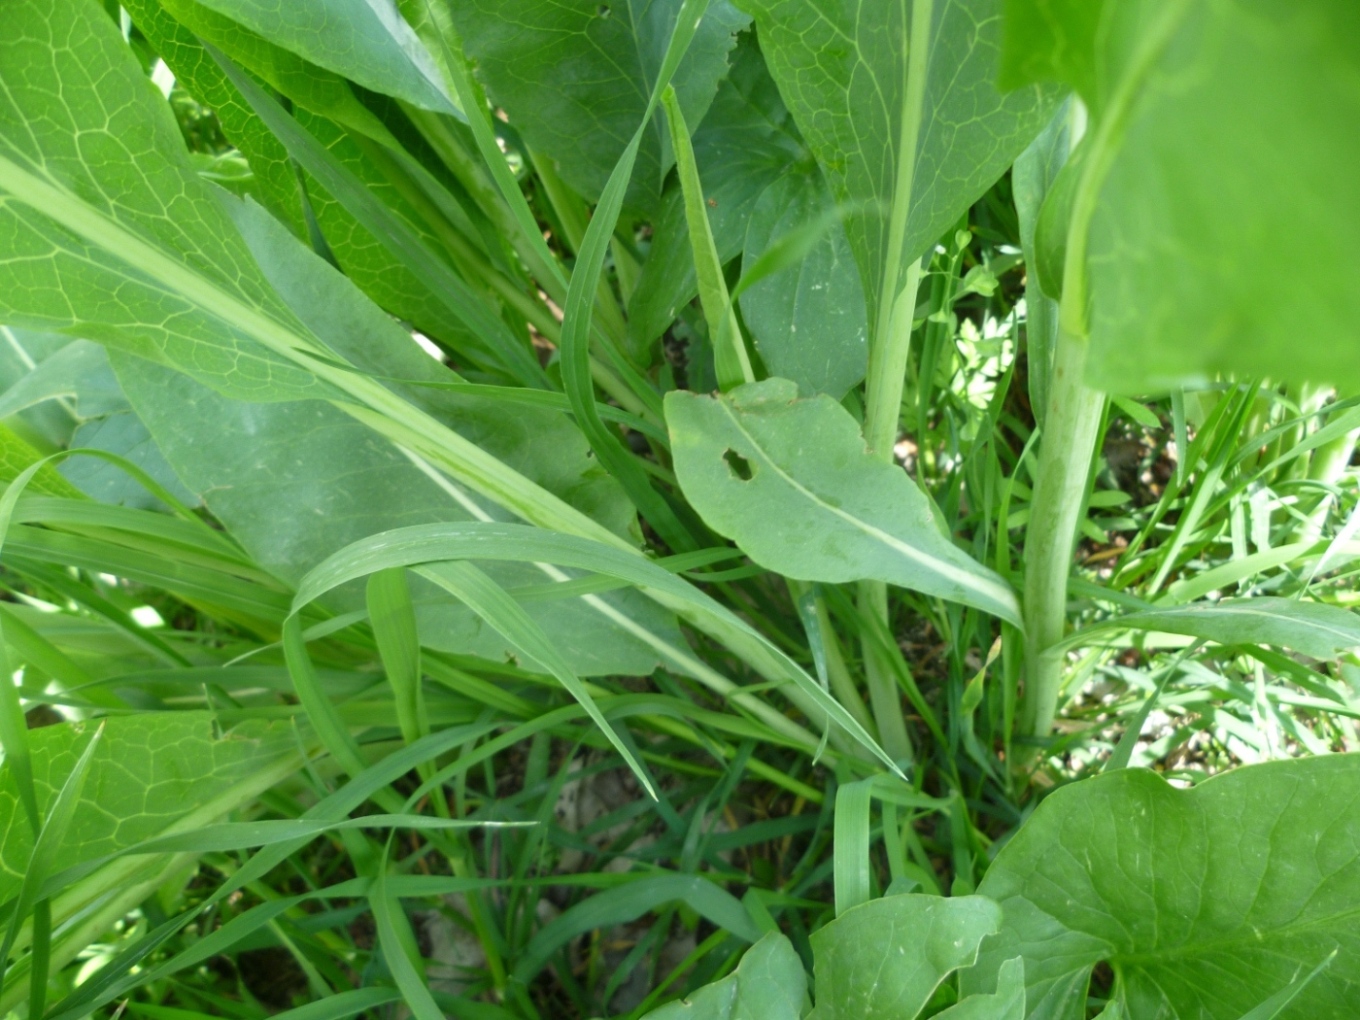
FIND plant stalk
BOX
[859,256,926,764]
[1020,325,1105,736]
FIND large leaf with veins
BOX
[964,757,1360,1019]
[736,0,1059,331]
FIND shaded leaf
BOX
[738,0,1060,332]
[185,0,455,115]
[447,0,750,213]
[741,170,866,397]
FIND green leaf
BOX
[124,0,488,365]
[215,56,548,387]
[807,894,1001,1020]
[121,0,306,228]
[415,559,657,795]
[639,931,806,1020]
[182,0,456,115]
[740,170,867,399]
[1002,1,1360,391]
[286,521,897,772]
[110,197,684,678]
[0,0,326,403]
[666,378,1021,623]
[446,0,750,213]
[368,569,427,752]
[0,425,83,499]
[0,712,294,908]
[1082,597,1360,662]
[156,0,391,137]
[933,957,1025,1020]
[661,85,753,391]
[512,873,762,985]
[627,35,808,347]
[965,757,1360,1019]
[737,0,1060,336]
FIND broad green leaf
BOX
[1083,598,1360,662]
[185,0,456,115]
[666,378,1021,623]
[741,171,866,398]
[120,0,309,240]
[807,894,1001,1020]
[0,719,101,996]
[934,957,1025,1020]
[111,371,675,671]
[737,0,1060,336]
[0,0,326,403]
[111,198,684,677]
[0,712,294,908]
[127,0,499,371]
[3,0,607,561]
[640,931,806,1020]
[965,757,1360,1020]
[446,0,750,213]
[282,107,506,366]
[1002,1,1360,391]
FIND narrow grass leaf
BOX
[368,568,427,752]
[290,522,899,773]
[833,779,873,916]
[513,874,760,986]
[661,85,753,391]
[555,0,715,552]
[415,560,657,798]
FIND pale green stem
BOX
[852,0,936,763]
[1020,326,1106,736]
[860,257,925,765]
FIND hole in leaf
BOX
[723,449,754,481]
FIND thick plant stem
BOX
[1020,326,1105,736]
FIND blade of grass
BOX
[661,84,752,392]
